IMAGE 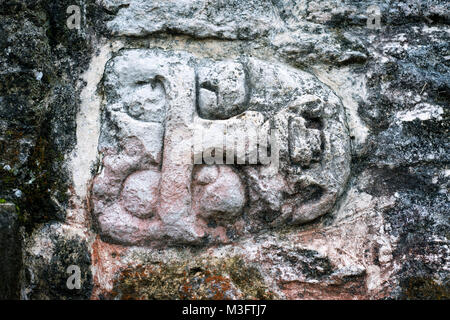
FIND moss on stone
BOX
[110,256,277,300]
[227,256,276,299]
[400,276,450,300]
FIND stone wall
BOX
[0,0,448,299]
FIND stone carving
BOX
[197,60,249,120]
[91,49,351,246]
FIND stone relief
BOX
[90,49,351,246]
[3,0,446,301]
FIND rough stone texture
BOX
[1,0,449,300]
[0,202,21,299]
[21,223,93,299]
[103,0,281,39]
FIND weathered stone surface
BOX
[21,223,93,300]
[1,0,448,300]
[103,0,281,39]
[0,202,21,299]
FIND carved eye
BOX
[197,61,249,120]
[125,79,166,123]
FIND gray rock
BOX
[103,0,281,39]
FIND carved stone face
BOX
[91,49,351,246]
